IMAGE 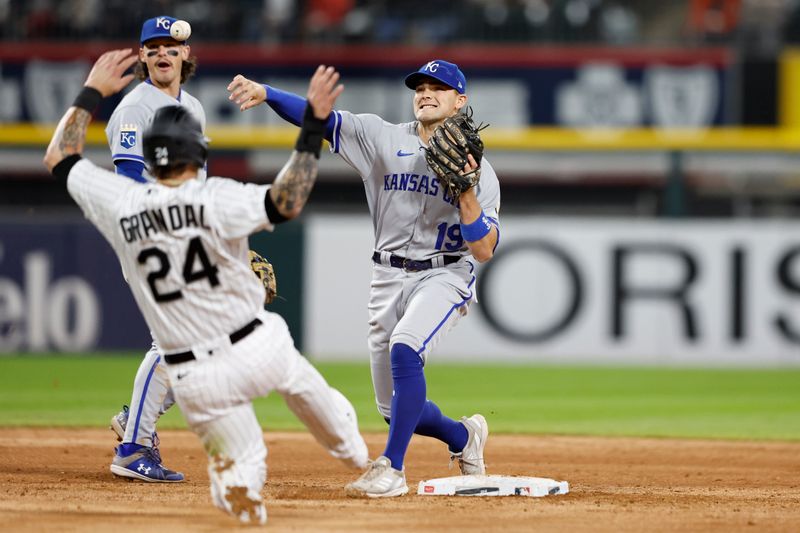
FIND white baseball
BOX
[170,20,191,41]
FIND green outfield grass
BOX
[1,355,799,440]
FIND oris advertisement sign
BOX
[0,217,150,352]
[305,215,800,367]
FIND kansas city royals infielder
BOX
[228,59,500,497]
[105,16,206,482]
[45,50,368,524]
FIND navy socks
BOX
[415,399,468,454]
[383,343,426,470]
[382,343,469,470]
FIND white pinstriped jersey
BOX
[66,158,273,351]
[106,82,207,182]
[330,111,500,260]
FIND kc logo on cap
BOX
[404,59,467,94]
[140,15,185,45]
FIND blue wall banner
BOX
[0,44,733,128]
[0,216,150,352]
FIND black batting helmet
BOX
[143,106,207,172]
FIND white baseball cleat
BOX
[109,405,129,441]
[451,414,489,475]
[345,456,408,498]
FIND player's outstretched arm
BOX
[227,74,267,111]
[228,69,341,116]
[44,49,138,172]
[227,72,339,143]
[266,65,342,221]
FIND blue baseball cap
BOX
[404,60,466,94]
[140,16,185,45]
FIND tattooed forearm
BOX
[269,151,318,219]
[43,107,91,172]
[57,108,91,157]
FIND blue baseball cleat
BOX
[110,444,185,483]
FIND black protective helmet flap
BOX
[142,106,208,171]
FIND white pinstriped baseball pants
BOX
[163,309,368,523]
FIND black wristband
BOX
[294,104,326,158]
[52,154,82,180]
[264,189,289,224]
[72,86,102,112]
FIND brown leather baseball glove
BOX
[424,106,488,199]
[249,250,277,305]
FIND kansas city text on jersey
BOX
[383,172,458,206]
[119,204,210,243]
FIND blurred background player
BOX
[106,15,205,483]
[227,59,500,497]
[44,50,368,524]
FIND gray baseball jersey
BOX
[329,110,501,417]
[106,82,207,182]
[331,111,500,258]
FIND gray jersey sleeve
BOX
[330,111,389,179]
[106,104,150,165]
[477,158,501,222]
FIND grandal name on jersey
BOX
[120,203,210,243]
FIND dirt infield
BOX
[1,428,799,532]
